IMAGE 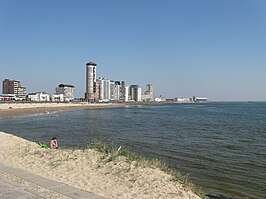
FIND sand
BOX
[0,102,128,118]
[0,131,201,199]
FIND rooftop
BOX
[86,61,97,66]
[58,84,75,88]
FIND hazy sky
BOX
[1,0,266,101]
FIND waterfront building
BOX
[129,85,142,102]
[98,77,110,102]
[143,84,155,101]
[2,79,26,100]
[85,61,97,102]
[0,94,16,101]
[51,94,64,102]
[124,86,129,102]
[110,80,116,101]
[155,97,166,102]
[94,80,101,101]
[115,81,126,101]
[195,97,208,102]
[175,97,193,103]
[55,84,75,101]
[142,94,152,101]
[113,83,120,101]
[27,92,50,102]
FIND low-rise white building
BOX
[142,94,152,101]
[155,97,166,102]
[175,97,193,103]
[0,94,16,101]
[27,92,50,102]
[51,94,64,102]
[195,97,208,102]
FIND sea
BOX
[0,102,265,199]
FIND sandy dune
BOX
[0,131,201,199]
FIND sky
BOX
[0,0,266,101]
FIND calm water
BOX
[0,102,265,199]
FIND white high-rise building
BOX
[143,84,155,101]
[137,87,142,101]
[124,86,129,102]
[99,77,110,101]
[110,80,116,101]
[115,81,126,101]
[114,83,120,101]
[129,85,142,102]
[85,61,97,101]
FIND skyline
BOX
[1,0,266,101]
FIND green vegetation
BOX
[36,141,205,197]
[87,141,205,198]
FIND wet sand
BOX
[0,103,126,118]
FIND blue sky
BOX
[0,0,266,101]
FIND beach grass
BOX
[87,141,205,198]
[35,140,205,198]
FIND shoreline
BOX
[0,131,202,199]
[0,102,132,118]
[0,101,189,118]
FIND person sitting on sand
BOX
[49,137,59,149]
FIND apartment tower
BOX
[85,61,97,101]
[129,85,142,101]
[145,84,155,101]
[98,77,110,101]
[2,79,26,99]
[56,84,75,101]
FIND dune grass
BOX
[39,140,205,198]
[87,141,206,198]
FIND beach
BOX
[0,102,127,118]
[0,131,201,199]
